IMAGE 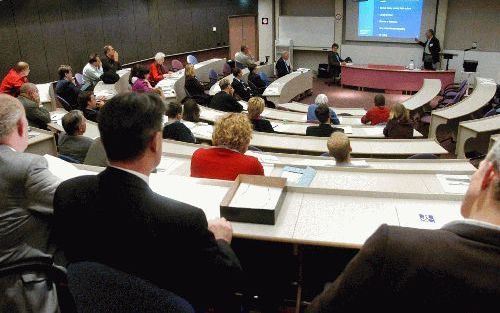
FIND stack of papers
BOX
[192,125,214,138]
[436,174,470,194]
[156,157,185,174]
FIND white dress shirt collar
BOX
[445,218,500,232]
[109,165,149,185]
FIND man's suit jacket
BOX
[231,78,252,101]
[17,95,51,130]
[306,124,344,137]
[0,145,61,313]
[276,57,291,78]
[53,167,243,307]
[418,36,441,64]
[248,72,266,94]
[306,222,500,312]
[209,91,243,113]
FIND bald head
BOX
[0,94,28,151]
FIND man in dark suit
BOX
[231,67,253,101]
[55,65,81,110]
[276,51,292,78]
[53,93,243,310]
[415,29,441,70]
[209,78,243,113]
[101,45,122,83]
[327,43,346,79]
[306,104,344,137]
[306,142,500,312]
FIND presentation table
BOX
[341,64,455,93]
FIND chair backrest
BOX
[258,72,270,86]
[68,262,194,313]
[187,55,198,65]
[235,61,246,69]
[223,63,232,76]
[208,69,218,86]
[407,153,439,160]
[56,95,74,111]
[75,73,84,86]
[172,59,183,72]
[59,154,81,164]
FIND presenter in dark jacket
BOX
[248,97,274,133]
[415,29,441,70]
[163,102,196,143]
[209,78,243,113]
[306,104,344,137]
[276,51,292,78]
[306,142,500,312]
[231,67,252,101]
[53,93,242,310]
[327,43,346,79]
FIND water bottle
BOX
[409,60,415,70]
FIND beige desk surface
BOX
[402,79,441,111]
[263,71,313,104]
[432,77,497,120]
[459,115,500,133]
[27,128,57,156]
[277,102,367,117]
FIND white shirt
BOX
[83,63,104,85]
[109,165,149,185]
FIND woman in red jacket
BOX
[191,113,264,180]
[0,62,30,97]
[149,52,172,86]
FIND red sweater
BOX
[0,69,28,97]
[361,106,390,126]
[149,62,165,86]
[191,147,264,181]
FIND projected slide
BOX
[358,0,423,39]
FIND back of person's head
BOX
[19,83,38,98]
[185,63,195,77]
[134,65,150,80]
[77,91,93,110]
[327,132,351,163]
[166,102,182,119]
[98,93,165,162]
[88,53,99,64]
[14,62,30,73]
[154,52,166,62]
[213,113,252,153]
[332,43,339,49]
[58,65,73,80]
[390,103,410,122]
[247,97,265,120]
[62,110,85,136]
[182,99,200,122]
[219,78,231,91]
[0,94,26,149]
[315,103,331,124]
[241,45,248,52]
[315,94,329,105]
[374,94,386,107]
[232,67,242,77]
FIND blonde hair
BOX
[247,97,265,120]
[185,63,195,77]
[390,103,410,122]
[213,113,253,153]
[327,132,351,163]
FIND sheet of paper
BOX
[339,126,353,134]
[281,171,303,184]
[192,125,213,138]
[239,101,248,111]
[362,127,385,137]
[44,154,97,181]
[436,174,470,194]
[229,183,283,210]
[396,201,463,230]
[156,157,185,174]
[273,123,292,133]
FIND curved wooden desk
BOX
[341,64,454,93]
[456,115,500,158]
[27,128,57,156]
[429,77,497,139]
[263,70,313,104]
[402,79,442,111]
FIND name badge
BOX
[430,43,434,47]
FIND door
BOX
[229,15,258,61]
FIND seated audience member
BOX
[231,67,253,101]
[0,62,30,97]
[327,132,352,165]
[82,53,103,90]
[191,113,264,180]
[55,65,81,110]
[184,63,210,105]
[77,91,102,123]
[54,93,242,309]
[328,43,346,79]
[235,45,257,68]
[83,138,108,167]
[248,97,274,133]
[276,51,292,78]
[209,79,243,113]
[59,110,93,163]
[163,102,196,143]
[307,94,340,125]
[306,104,344,137]
[17,83,51,130]
[361,94,390,125]
[307,142,500,312]
[248,64,267,94]
[131,65,154,93]
[182,98,201,123]
[101,45,121,84]
[0,94,61,312]
[149,52,172,86]
[383,103,414,139]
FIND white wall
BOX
[258,0,274,61]
[444,50,500,84]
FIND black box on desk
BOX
[220,175,287,225]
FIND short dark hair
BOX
[315,103,331,124]
[62,110,84,136]
[103,45,114,55]
[182,99,200,122]
[77,91,93,110]
[166,102,182,118]
[58,65,72,80]
[88,53,99,64]
[134,65,150,80]
[98,93,165,162]
[232,67,242,76]
[248,64,257,72]
[374,94,386,107]
[332,43,339,49]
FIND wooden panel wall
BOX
[0,0,257,83]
